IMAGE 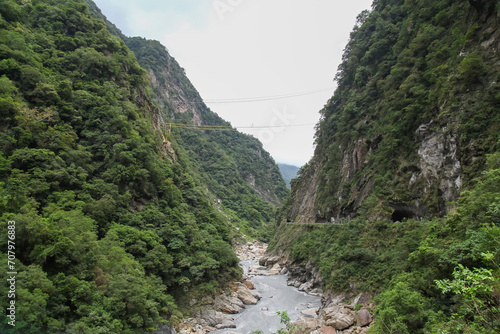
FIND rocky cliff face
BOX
[283,0,500,224]
[126,38,205,126]
[85,3,288,219]
[124,38,288,211]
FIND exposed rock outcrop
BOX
[414,123,462,204]
[287,260,324,296]
[192,308,236,330]
[285,159,321,223]
[214,293,245,314]
[231,282,261,305]
[322,305,355,330]
[355,309,373,327]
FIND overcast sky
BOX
[92,0,373,166]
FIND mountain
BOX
[0,0,286,332]
[122,37,289,240]
[85,2,288,238]
[278,163,300,188]
[270,0,500,332]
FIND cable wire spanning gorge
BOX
[159,122,315,142]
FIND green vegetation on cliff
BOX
[300,0,499,221]
[85,1,288,240]
[0,0,286,332]
[272,0,500,332]
[123,37,288,241]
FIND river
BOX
[212,258,321,334]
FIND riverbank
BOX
[259,253,374,334]
[175,241,374,334]
[174,241,267,333]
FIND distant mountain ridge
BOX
[278,163,300,188]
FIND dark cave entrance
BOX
[391,209,414,222]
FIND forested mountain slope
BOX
[285,0,499,224]
[86,1,288,239]
[124,37,288,240]
[271,0,500,332]
[0,0,284,332]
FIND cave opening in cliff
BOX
[391,209,413,222]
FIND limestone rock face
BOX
[293,317,320,330]
[194,309,236,329]
[258,254,281,267]
[268,263,282,275]
[301,307,319,317]
[286,260,323,295]
[415,124,462,204]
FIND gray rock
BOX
[299,281,313,292]
[195,309,235,328]
[355,309,372,327]
[301,307,319,318]
[309,288,324,296]
[349,293,372,308]
[259,255,281,266]
[322,305,355,330]
[232,282,258,305]
[214,293,244,314]
[293,317,319,330]
[153,324,176,334]
[319,326,337,334]
[215,320,237,330]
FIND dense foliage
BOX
[272,0,500,332]
[121,36,289,241]
[272,152,500,332]
[307,0,499,219]
[0,0,250,332]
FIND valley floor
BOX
[173,241,374,334]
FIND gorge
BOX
[0,0,499,333]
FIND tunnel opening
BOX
[391,209,414,222]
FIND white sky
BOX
[92,0,373,166]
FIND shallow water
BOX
[212,260,321,334]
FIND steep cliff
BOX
[271,0,500,332]
[284,0,500,224]
[86,3,288,239]
[0,0,284,332]
[125,37,288,239]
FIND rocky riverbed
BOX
[258,253,375,334]
[174,241,374,334]
[175,241,268,333]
